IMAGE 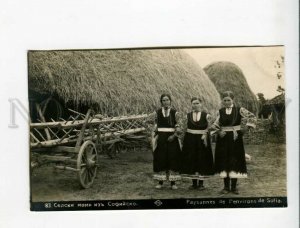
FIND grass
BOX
[31,143,286,202]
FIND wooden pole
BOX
[30,127,146,148]
[36,103,51,140]
[54,165,79,172]
[30,114,150,129]
[30,132,40,143]
[33,128,46,141]
[68,108,86,118]
[75,109,92,148]
[41,97,52,115]
[58,127,75,143]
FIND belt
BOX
[157,128,175,132]
[221,125,240,141]
[186,129,208,134]
[222,125,241,131]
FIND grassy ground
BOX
[31,143,286,201]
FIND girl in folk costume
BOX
[181,97,214,190]
[212,91,256,194]
[153,94,181,190]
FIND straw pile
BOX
[204,61,259,114]
[28,49,221,116]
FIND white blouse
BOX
[225,104,234,115]
[192,111,201,122]
[162,107,171,117]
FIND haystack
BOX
[204,61,259,114]
[28,49,221,118]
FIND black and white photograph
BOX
[28,46,287,210]
[1,0,298,227]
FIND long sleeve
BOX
[174,111,181,128]
[153,111,157,125]
[174,111,183,137]
[147,111,157,133]
[182,112,189,129]
[240,107,257,128]
[206,113,213,129]
[211,111,221,130]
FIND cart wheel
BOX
[77,140,98,189]
[107,143,120,159]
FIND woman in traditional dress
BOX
[181,97,214,190]
[153,94,181,190]
[212,91,256,194]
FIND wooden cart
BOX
[30,109,152,188]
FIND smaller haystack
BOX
[204,61,259,114]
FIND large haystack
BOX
[204,61,259,114]
[28,49,221,116]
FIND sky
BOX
[184,46,285,99]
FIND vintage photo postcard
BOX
[28,46,286,211]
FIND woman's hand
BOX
[241,126,249,135]
[218,130,226,138]
[167,134,176,142]
[201,134,208,147]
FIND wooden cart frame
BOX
[30,109,151,188]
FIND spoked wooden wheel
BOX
[77,140,98,188]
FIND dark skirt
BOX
[153,132,181,172]
[181,133,214,176]
[214,131,247,178]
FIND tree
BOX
[277,85,285,94]
[257,93,266,104]
[257,93,270,118]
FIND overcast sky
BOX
[184,46,284,99]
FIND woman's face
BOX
[192,99,202,111]
[222,96,233,108]
[161,96,171,108]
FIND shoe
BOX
[155,184,162,189]
[231,189,239,195]
[220,188,230,194]
[171,185,178,190]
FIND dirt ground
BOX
[31,143,286,202]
